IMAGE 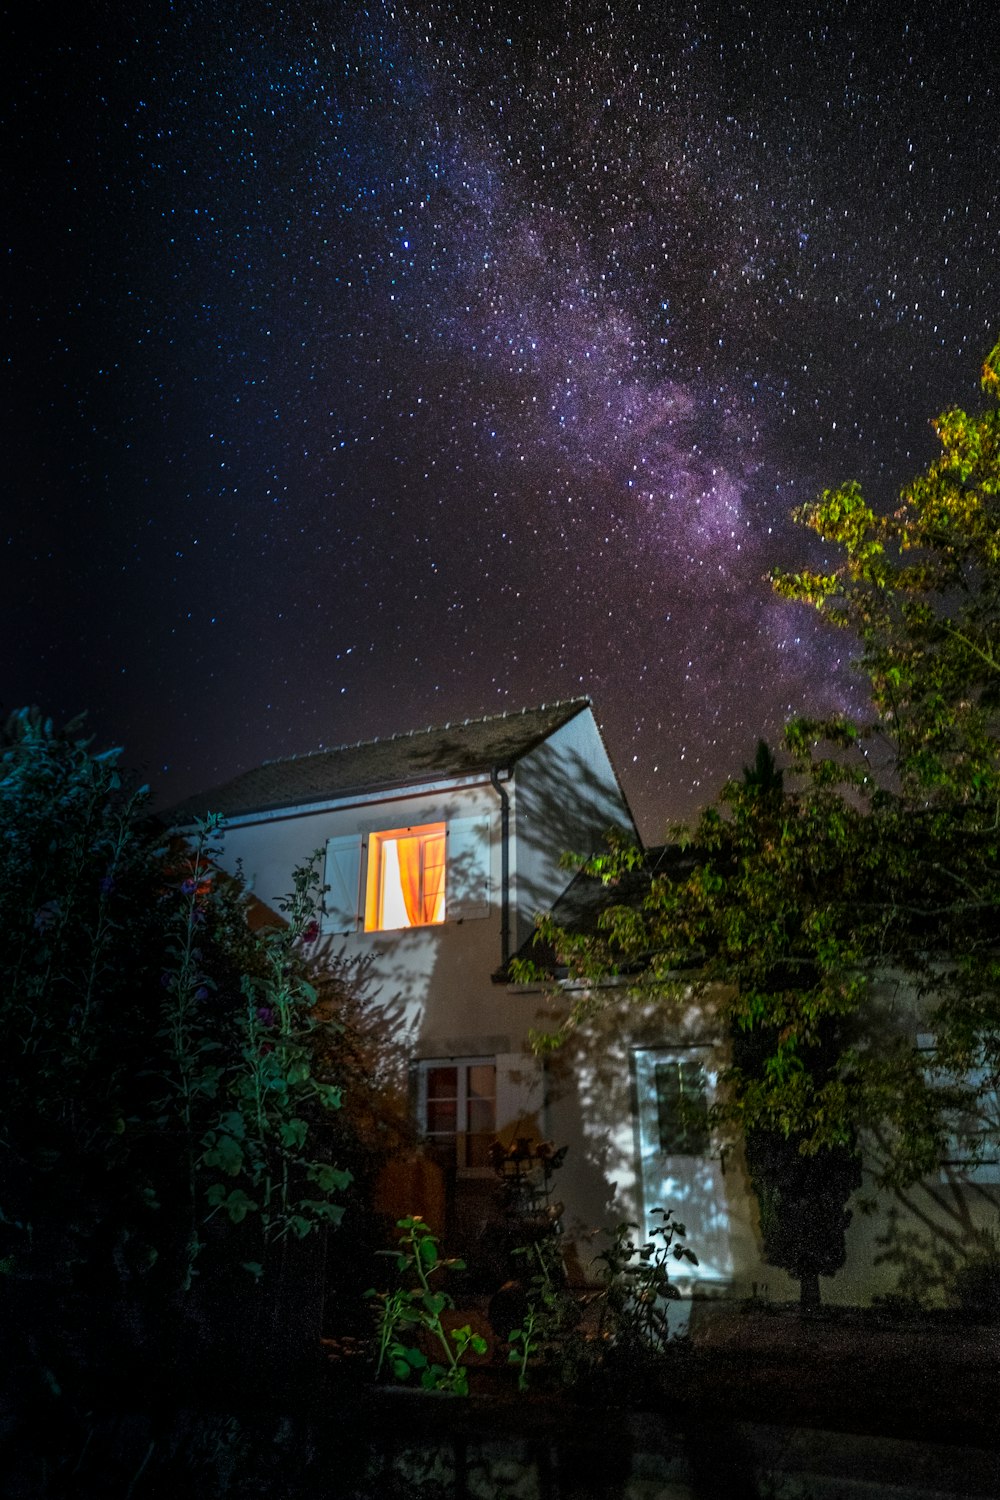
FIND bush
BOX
[0,709,352,1402]
[950,1237,1000,1322]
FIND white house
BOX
[169,699,999,1314]
[169,701,664,1268]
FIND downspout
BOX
[490,765,511,971]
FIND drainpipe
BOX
[490,764,511,971]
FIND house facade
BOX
[170,700,999,1316]
[169,702,667,1272]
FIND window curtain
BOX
[397,835,425,927]
[422,831,446,923]
[395,831,446,926]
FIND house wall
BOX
[523,975,1000,1310]
[511,709,635,951]
[209,709,633,1078]
[210,779,533,1057]
[522,985,772,1301]
[832,977,1000,1308]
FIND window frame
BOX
[416,1057,497,1178]
[364,821,447,933]
[320,813,492,936]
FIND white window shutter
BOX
[447,815,491,921]
[322,835,362,933]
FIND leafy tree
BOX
[727,742,862,1313]
[522,344,1000,1307]
[0,709,352,1404]
[773,340,1000,1113]
[520,746,876,1310]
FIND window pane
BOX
[467,1097,495,1135]
[654,1058,709,1155]
[378,837,409,930]
[426,1100,457,1135]
[366,824,447,931]
[426,1066,458,1099]
[422,832,446,923]
[420,1060,496,1171]
[467,1064,495,1103]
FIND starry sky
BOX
[5,1,998,839]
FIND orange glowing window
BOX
[364,823,446,932]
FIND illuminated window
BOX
[419,1059,497,1171]
[365,823,446,931]
[322,815,490,935]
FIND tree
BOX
[728,742,862,1313]
[524,344,1000,1306]
[773,341,1000,1113]
[0,710,352,1404]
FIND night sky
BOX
[5,2,998,839]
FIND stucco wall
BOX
[511,709,636,952]
[528,976,1000,1309]
[207,779,540,1058]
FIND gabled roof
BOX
[166,699,592,825]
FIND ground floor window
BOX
[653,1054,710,1156]
[418,1058,497,1173]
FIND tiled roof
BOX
[165,699,592,825]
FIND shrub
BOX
[0,710,351,1399]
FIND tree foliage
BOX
[0,709,353,1396]
[524,344,1000,1301]
[773,341,1000,1100]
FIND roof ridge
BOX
[257,696,591,770]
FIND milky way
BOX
[5,2,998,836]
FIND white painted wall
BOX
[209,780,520,1053]
[531,977,1000,1308]
[511,707,636,951]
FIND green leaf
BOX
[295,1198,346,1226]
[203,1134,244,1177]
[417,1236,439,1269]
[222,1188,257,1224]
[279,1117,308,1149]
[307,1161,351,1192]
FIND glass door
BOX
[633,1047,733,1286]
